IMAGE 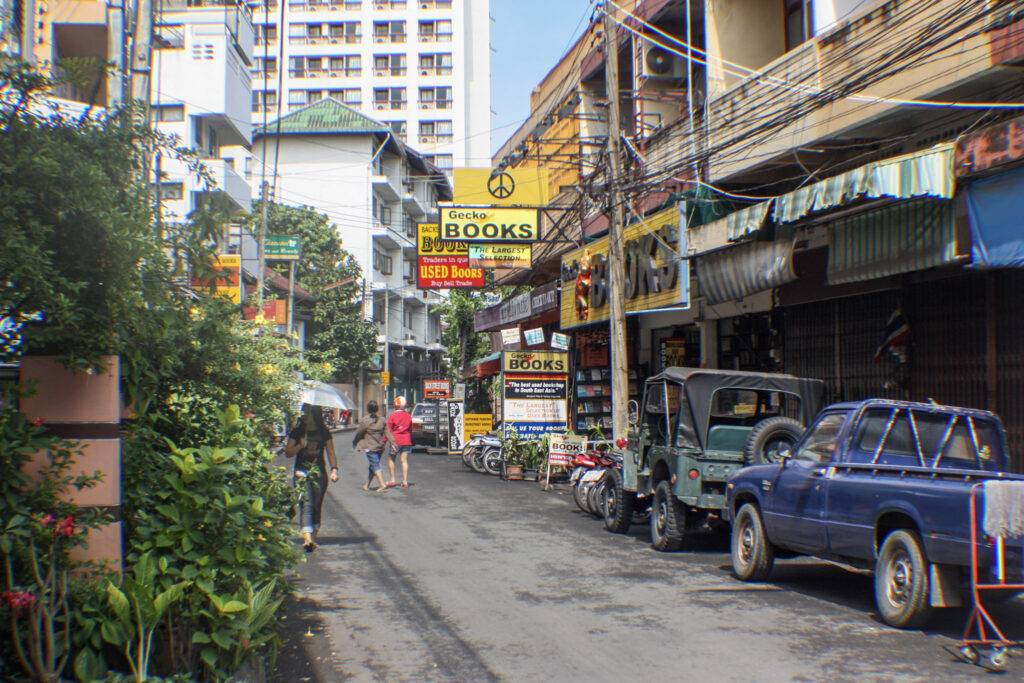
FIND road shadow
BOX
[269,595,332,683]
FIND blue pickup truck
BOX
[725,398,1024,628]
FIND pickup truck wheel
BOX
[731,503,774,581]
[603,468,636,534]
[650,480,685,551]
[875,530,931,628]
[743,417,805,465]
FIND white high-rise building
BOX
[250,0,490,173]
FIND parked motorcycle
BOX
[462,433,501,474]
[569,449,616,517]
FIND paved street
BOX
[272,433,1023,682]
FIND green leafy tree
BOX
[256,201,376,380]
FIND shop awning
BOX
[460,352,501,380]
[690,143,956,253]
[696,239,796,305]
[965,165,1024,268]
[774,143,955,224]
[827,199,958,285]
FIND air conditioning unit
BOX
[375,36,386,43]
[420,103,430,109]
[419,135,432,143]
[308,37,321,44]
[330,71,340,77]
[330,38,340,44]
[376,103,386,110]
[374,69,386,77]
[419,69,429,76]
[420,2,429,8]
[642,42,686,80]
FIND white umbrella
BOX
[297,381,356,411]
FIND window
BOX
[373,20,405,43]
[288,23,306,39]
[379,205,392,226]
[418,86,451,108]
[256,57,277,75]
[159,182,184,201]
[328,55,361,76]
[328,22,360,42]
[374,54,407,76]
[433,153,453,170]
[784,0,810,51]
[308,90,323,104]
[288,89,307,105]
[795,412,847,463]
[374,250,393,275]
[373,87,406,109]
[418,53,452,75]
[289,56,305,77]
[419,19,451,41]
[419,120,452,141]
[328,88,361,104]
[256,24,277,45]
[387,120,407,139]
[252,90,278,112]
[307,57,322,72]
[151,104,185,122]
[308,24,323,39]
[404,307,414,329]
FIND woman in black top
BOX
[285,403,339,551]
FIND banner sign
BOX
[503,376,567,400]
[501,350,568,373]
[424,379,451,399]
[446,400,465,455]
[548,434,585,466]
[463,413,493,441]
[416,223,484,289]
[265,235,301,261]
[559,205,688,329]
[192,254,241,304]
[453,167,550,207]
[500,328,520,346]
[523,327,544,346]
[551,332,570,351]
[468,244,532,269]
[440,207,540,242]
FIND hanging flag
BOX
[873,305,911,362]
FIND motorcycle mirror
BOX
[627,400,639,425]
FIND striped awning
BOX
[696,239,796,305]
[827,199,958,285]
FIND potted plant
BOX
[521,438,546,481]
[501,432,525,480]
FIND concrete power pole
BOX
[603,6,629,443]
[257,180,269,305]
[131,0,153,106]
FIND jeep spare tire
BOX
[743,416,805,465]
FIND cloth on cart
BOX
[982,480,1024,539]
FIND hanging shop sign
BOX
[424,379,451,399]
[440,207,540,242]
[453,167,550,207]
[265,235,301,261]
[468,244,532,269]
[500,328,520,346]
[416,223,484,289]
[551,332,570,351]
[559,206,688,329]
[523,327,544,346]
[446,400,465,455]
[501,350,568,373]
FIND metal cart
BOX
[946,481,1024,672]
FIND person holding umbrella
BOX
[285,403,339,552]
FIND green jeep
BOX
[604,367,825,551]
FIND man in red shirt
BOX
[385,396,413,488]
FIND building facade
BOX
[250,0,490,174]
[252,97,450,403]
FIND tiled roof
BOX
[255,98,390,136]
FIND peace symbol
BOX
[488,172,515,199]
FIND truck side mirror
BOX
[627,400,639,425]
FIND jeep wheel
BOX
[602,468,636,534]
[743,417,805,465]
[731,503,774,581]
[650,480,685,551]
[875,529,931,628]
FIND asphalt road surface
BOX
[271,434,1024,682]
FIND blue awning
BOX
[965,165,1024,268]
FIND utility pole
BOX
[20,0,36,64]
[131,0,153,107]
[603,5,629,443]
[257,180,269,304]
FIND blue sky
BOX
[488,0,595,158]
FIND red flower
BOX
[32,417,43,426]
[54,516,74,538]
[2,590,38,617]
[38,513,55,527]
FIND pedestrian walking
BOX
[352,400,388,492]
[385,396,414,488]
[284,403,339,552]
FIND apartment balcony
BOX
[205,159,252,212]
[417,99,452,111]
[372,100,407,113]
[372,222,407,250]
[402,186,427,218]
[706,0,1024,184]
[372,173,402,201]
[286,1,363,15]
